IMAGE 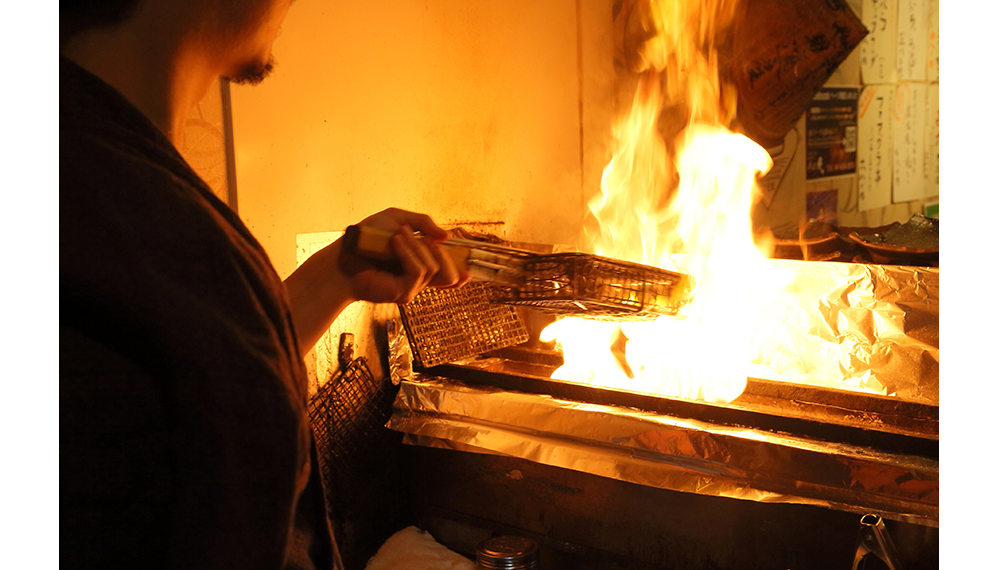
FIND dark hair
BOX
[61,0,142,39]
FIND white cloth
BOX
[365,526,478,570]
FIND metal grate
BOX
[488,252,692,320]
[398,281,529,368]
[310,357,395,494]
[309,354,406,569]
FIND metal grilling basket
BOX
[398,280,529,368]
[486,251,692,320]
[308,345,407,568]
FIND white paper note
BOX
[296,231,342,385]
[857,85,894,211]
[892,82,928,203]
[923,83,939,198]
[896,0,928,81]
[927,0,939,82]
[860,0,899,84]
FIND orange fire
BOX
[541,0,790,403]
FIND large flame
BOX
[542,0,790,403]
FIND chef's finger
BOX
[388,210,450,242]
[391,226,437,300]
[425,240,461,288]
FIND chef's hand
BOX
[286,207,470,356]
[337,208,470,304]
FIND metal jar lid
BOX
[475,535,540,570]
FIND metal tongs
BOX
[342,224,533,284]
[343,224,694,319]
[432,237,536,284]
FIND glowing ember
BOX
[542,0,786,403]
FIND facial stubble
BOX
[224,55,276,86]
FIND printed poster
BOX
[806,88,859,180]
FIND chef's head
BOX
[60,0,296,85]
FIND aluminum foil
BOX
[745,260,938,405]
[386,318,413,386]
[388,377,938,526]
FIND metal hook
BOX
[851,514,902,570]
[338,332,355,369]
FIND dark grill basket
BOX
[488,252,691,320]
[309,355,407,569]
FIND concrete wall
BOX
[230,0,614,279]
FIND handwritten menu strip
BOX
[892,82,928,203]
[860,0,898,85]
[927,0,939,82]
[897,0,928,81]
[857,85,894,211]
[923,83,939,198]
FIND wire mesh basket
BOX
[488,252,692,320]
[398,280,529,368]
[309,353,407,568]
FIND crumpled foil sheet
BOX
[386,318,413,386]
[388,377,938,526]
[746,260,938,404]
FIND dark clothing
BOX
[59,57,340,570]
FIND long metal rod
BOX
[442,237,539,256]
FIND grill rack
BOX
[487,251,692,320]
[309,353,406,568]
[398,280,529,368]
[310,356,394,498]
